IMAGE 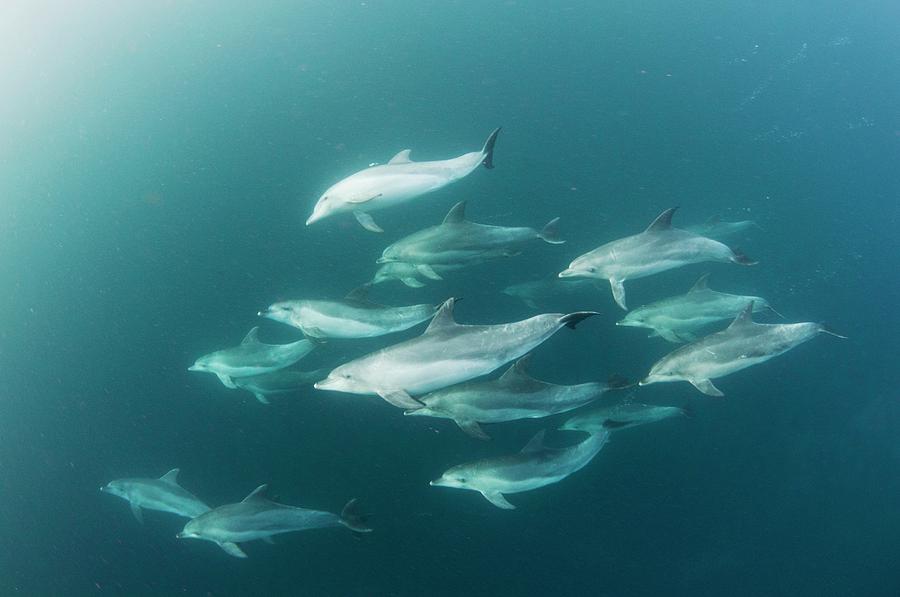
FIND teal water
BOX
[1,1,898,595]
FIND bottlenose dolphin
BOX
[177,485,370,558]
[188,327,317,389]
[617,273,781,342]
[560,402,686,432]
[306,128,501,232]
[372,261,456,288]
[640,302,846,396]
[314,298,597,409]
[405,355,614,440]
[502,277,598,309]
[232,367,330,404]
[378,200,564,266]
[101,469,211,523]
[430,429,609,509]
[684,216,760,241]
[558,208,755,310]
[259,285,437,339]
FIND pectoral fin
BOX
[656,328,686,343]
[401,277,426,288]
[216,373,238,389]
[690,378,724,397]
[219,542,248,558]
[346,192,383,205]
[354,211,384,233]
[481,491,516,510]
[376,389,423,410]
[301,326,327,339]
[130,503,144,524]
[609,278,627,310]
[454,418,490,440]
[416,264,443,280]
[253,392,271,405]
[261,536,276,545]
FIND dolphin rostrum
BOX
[617,273,781,342]
[188,327,317,389]
[177,484,370,558]
[314,298,597,409]
[101,469,211,523]
[232,367,330,404]
[559,401,686,432]
[377,200,564,266]
[640,302,846,396]
[306,128,501,233]
[430,429,609,509]
[259,285,437,339]
[405,355,615,440]
[558,208,756,310]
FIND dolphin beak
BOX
[375,256,390,264]
[313,377,335,390]
[257,309,269,318]
[558,268,575,278]
[638,378,649,386]
[187,365,200,371]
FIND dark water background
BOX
[2,1,898,595]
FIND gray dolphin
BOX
[177,485,370,558]
[430,429,609,509]
[640,302,846,396]
[232,367,330,404]
[372,261,457,288]
[188,327,317,388]
[101,469,210,523]
[306,127,500,232]
[617,273,781,342]
[259,285,437,339]
[560,402,686,432]
[378,200,564,266]
[314,298,597,409]
[558,208,755,310]
[405,355,614,440]
[684,215,760,241]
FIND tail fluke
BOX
[538,217,565,244]
[481,127,501,169]
[340,499,372,533]
[560,311,599,330]
[730,248,757,266]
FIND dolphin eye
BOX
[457,477,467,483]
[587,266,597,273]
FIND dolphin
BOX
[502,277,598,309]
[560,402,686,432]
[259,285,437,339]
[404,355,614,440]
[177,485,370,558]
[101,469,211,523]
[684,216,760,241]
[430,429,609,509]
[372,261,457,288]
[314,298,597,409]
[558,208,756,310]
[232,367,330,404]
[640,302,846,396]
[377,200,564,266]
[188,327,317,389]
[616,273,782,342]
[306,128,501,233]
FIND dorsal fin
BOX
[242,484,269,503]
[727,302,756,330]
[520,430,546,453]
[499,354,533,383]
[425,298,459,334]
[388,149,412,164]
[345,283,372,302]
[645,207,678,232]
[241,327,260,345]
[159,468,180,484]
[688,273,711,293]
[442,201,467,225]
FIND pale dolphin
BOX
[259,285,437,339]
[430,429,609,509]
[404,355,616,440]
[101,469,211,523]
[177,485,370,558]
[684,215,761,241]
[314,298,597,409]
[558,208,755,310]
[232,367,330,404]
[188,327,317,389]
[306,128,501,232]
[617,273,781,342]
[559,402,686,432]
[377,200,564,266]
[372,261,457,288]
[640,302,846,396]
